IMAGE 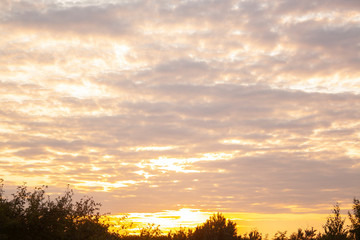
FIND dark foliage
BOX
[239,229,263,240]
[0,180,120,240]
[273,231,288,240]
[168,227,193,240]
[139,224,163,240]
[319,203,348,240]
[289,228,317,240]
[349,199,360,240]
[190,213,237,240]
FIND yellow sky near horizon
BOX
[107,208,347,237]
[1,0,360,236]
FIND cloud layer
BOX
[1,0,360,217]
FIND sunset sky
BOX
[1,0,360,236]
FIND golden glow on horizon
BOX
[112,208,211,233]
[109,209,332,237]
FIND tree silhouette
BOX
[273,231,287,240]
[240,229,263,240]
[289,228,317,240]
[349,198,360,240]
[190,213,237,240]
[0,180,120,240]
[168,227,193,240]
[320,203,348,240]
[140,223,162,240]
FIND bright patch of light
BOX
[346,147,360,158]
[54,82,106,99]
[132,146,176,152]
[113,44,130,68]
[91,165,101,171]
[281,12,336,24]
[46,148,79,157]
[174,208,208,223]
[222,139,254,145]
[276,75,360,94]
[123,208,211,231]
[134,170,154,179]
[142,152,235,173]
[74,180,138,191]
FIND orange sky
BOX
[112,209,331,236]
[1,0,360,236]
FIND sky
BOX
[1,0,360,236]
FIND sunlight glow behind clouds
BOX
[1,0,360,235]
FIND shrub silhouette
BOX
[320,203,348,240]
[349,198,360,240]
[190,213,237,240]
[168,227,193,240]
[273,231,287,240]
[289,228,317,240]
[239,229,263,240]
[140,223,162,240]
[0,180,120,240]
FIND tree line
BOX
[0,180,359,240]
